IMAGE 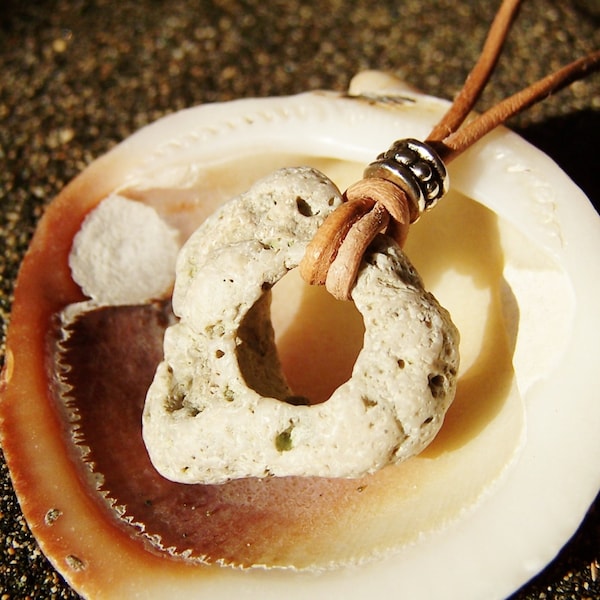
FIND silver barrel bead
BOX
[364,138,449,222]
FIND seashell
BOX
[1,71,599,600]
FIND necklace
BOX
[1,1,600,595]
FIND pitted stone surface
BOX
[143,167,459,484]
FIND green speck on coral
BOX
[275,424,294,452]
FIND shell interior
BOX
[1,76,598,599]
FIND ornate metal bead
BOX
[363,138,449,221]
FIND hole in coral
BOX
[236,269,364,405]
[235,293,292,402]
[270,269,365,405]
[428,373,446,399]
[362,396,377,409]
[295,196,314,217]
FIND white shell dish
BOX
[1,71,599,600]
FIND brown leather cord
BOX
[431,50,600,163]
[426,0,523,143]
[346,177,412,228]
[323,178,412,299]
[299,196,375,285]
[325,201,390,300]
[299,0,599,300]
